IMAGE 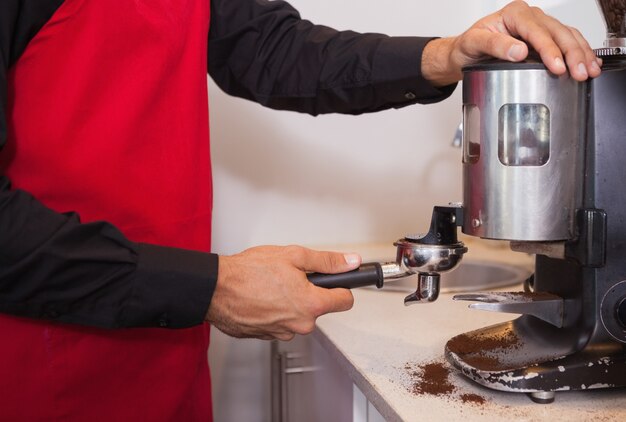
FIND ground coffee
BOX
[404,359,487,406]
[446,328,521,371]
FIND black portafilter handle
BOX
[308,206,464,289]
[307,262,384,289]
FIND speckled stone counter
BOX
[312,240,626,421]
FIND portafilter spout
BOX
[307,205,468,305]
[395,205,467,305]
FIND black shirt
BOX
[0,0,456,329]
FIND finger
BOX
[289,246,362,274]
[568,26,602,78]
[311,287,354,315]
[274,332,295,342]
[539,14,593,80]
[458,28,529,62]
[500,5,567,75]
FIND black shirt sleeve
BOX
[208,0,457,115]
[0,0,217,329]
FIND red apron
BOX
[0,0,214,420]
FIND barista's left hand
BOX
[422,0,601,86]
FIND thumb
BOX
[293,248,362,274]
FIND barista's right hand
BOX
[422,1,601,86]
[206,245,358,341]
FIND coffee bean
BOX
[598,0,626,35]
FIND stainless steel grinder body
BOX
[446,1,626,401]
[461,63,587,241]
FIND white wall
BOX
[207,1,607,421]
[208,1,494,256]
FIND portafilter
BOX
[307,205,467,305]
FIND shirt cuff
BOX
[372,36,457,106]
[119,243,218,328]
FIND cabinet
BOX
[271,334,384,422]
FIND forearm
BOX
[0,178,216,328]
[208,0,457,115]
[421,37,461,87]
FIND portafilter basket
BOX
[308,205,468,305]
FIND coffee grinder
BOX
[307,0,626,403]
[443,0,626,403]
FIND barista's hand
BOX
[206,245,358,341]
[422,0,601,86]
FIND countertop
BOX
[312,238,626,421]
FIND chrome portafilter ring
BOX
[393,239,468,274]
[393,239,468,305]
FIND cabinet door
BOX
[271,334,353,422]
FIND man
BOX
[0,0,599,420]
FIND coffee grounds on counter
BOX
[404,360,487,406]
[460,393,486,405]
[410,362,455,396]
